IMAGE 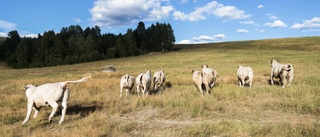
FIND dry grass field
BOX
[1,37,319,137]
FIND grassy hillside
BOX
[1,36,319,136]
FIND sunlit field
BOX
[1,37,319,136]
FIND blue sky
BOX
[0,0,319,44]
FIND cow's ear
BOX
[192,70,194,73]
[23,85,27,90]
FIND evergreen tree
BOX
[134,22,147,53]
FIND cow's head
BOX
[201,65,208,68]
[24,84,36,91]
[271,60,278,67]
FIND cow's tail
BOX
[64,74,92,84]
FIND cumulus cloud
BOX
[0,20,17,31]
[264,20,287,28]
[257,4,263,9]
[176,34,226,44]
[90,0,174,28]
[236,29,249,33]
[291,17,320,30]
[173,1,250,22]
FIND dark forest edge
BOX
[0,22,175,69]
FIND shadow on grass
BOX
[65,104,101,117]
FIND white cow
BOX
[153,70,166,94]
[201,65,218,95]
[237,65,253,88]
[192,70,204,96]
[22,74,91,125]
[136,71,152,97]
[270,60,294,88]
[120,74,135,98]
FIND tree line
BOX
[0,22,175,68]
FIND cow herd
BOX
[22,60,294,125]
[120,70,166,98]
[120,60,294,98]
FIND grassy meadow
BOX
[1,36,319,137]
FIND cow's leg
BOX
[32,106,41,118]
[270,72,274,85]
[136,85,140,97]
[281,79,286,88]
[120,87,123,98]
[204,83,210,95]
[125,89,129,98]
[48,101,59,123]
[249,80,252,88]
[22,101,34,125]
[287,75,292,86]
[59,87,69,124]
[197,83,204,96]
[238,77,242,87]
[240,78,245,87]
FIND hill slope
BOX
[1,37,319,136]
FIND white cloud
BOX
[291,17,320,29]
[239,21,255,25]
[147,5,174,21]
[257,4,263,9]
[266,14,278,20]
[173,11,189,21]
[0,32,7,37]
[264,20,287,28]
[254,28,265,33]
[0,20,17,31]
[173,1,250,22]
[90,0,174,28]
[213,5,250,21]
[73,18,82,23]
[21,33,38,38]
[176,34,226,44]
[236,29,249,33]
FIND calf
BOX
[120,74,135,98]
[201,65,218,95]
[136,71,152,97]
[237,65,253,88]
[270,60,294,88]
[153,71,166,94]
[22,74,91,125]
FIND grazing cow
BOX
[153,70,166,94]
[22,74,91,125]
[201,65,218,95]
[237,65,253,88]
[136,71,152,97]
[192,70,204,96]
[270,60,294,88]
[120,74,135,98]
